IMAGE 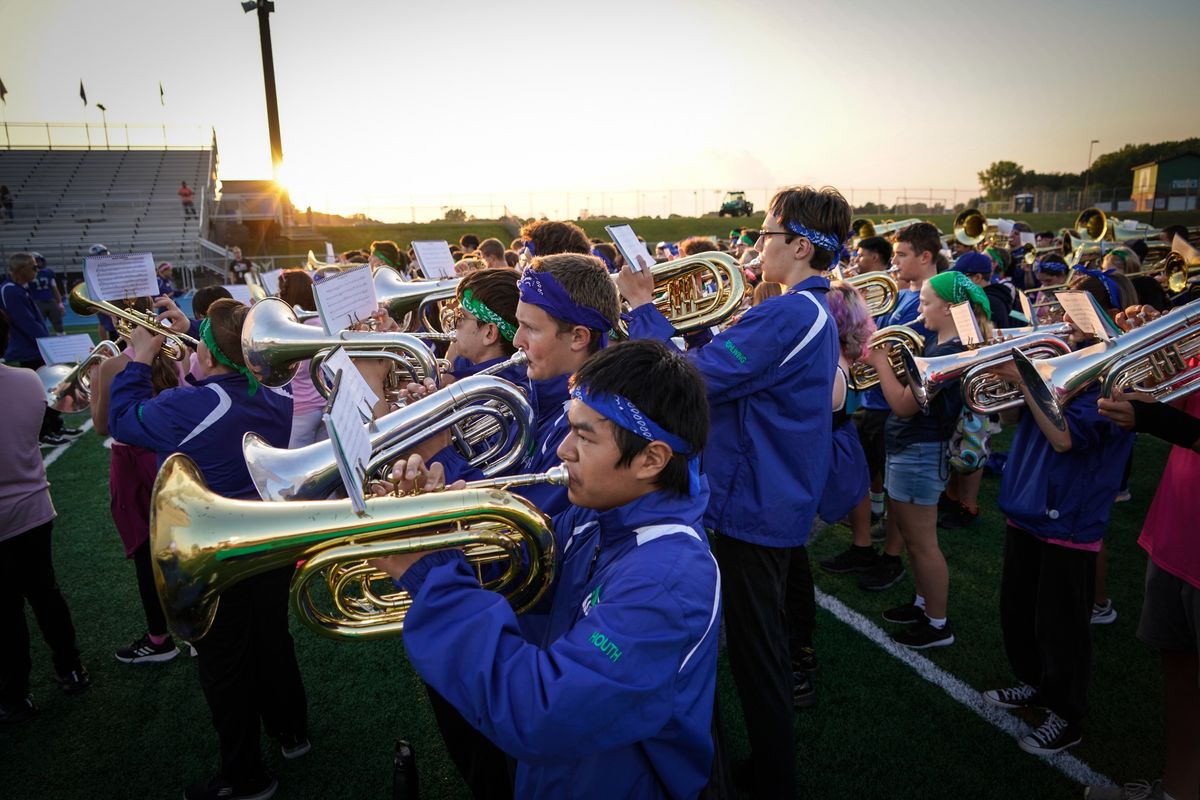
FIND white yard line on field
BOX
[815,587,1114,789]
[42,419,93,468]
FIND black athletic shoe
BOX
[115,633,180,664]
[59,427,84,437]
[792,646,818,676]
[859,556,905,591]
[891,620,955,649]
[184,773,278,800]
[819,545,879,574]
[882,602,926,625]
[0,694,36,724]
[1018,712,1082,755]
[39,433,68,446]
[55,665,91,695]
[940,502,980,530]
[279,733,311,760]
[793,675,817,709]
[982,683,1039,709]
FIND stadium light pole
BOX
[242,0,284,181]
[1082,138,1099,205]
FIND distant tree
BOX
[978,161,1025,199]
[443,208,467,223]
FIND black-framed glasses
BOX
[755,230,793,239]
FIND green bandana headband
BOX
[927,270,991,319]
[200,317,260,396]
[372,249,396,268]
[461,289,516,342]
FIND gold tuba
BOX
[240,297,440,394]
[848,318,927,390]
[844,271,899,317]
[36,339,123,412]
[150,453,559,641]
[68,283,199,361]
[1012,299,1200,430]
[615,251,746,336]
[243,372,537,502]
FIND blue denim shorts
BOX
[885,441,949,506]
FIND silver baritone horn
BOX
[37,339,123,412]
[1012,299,1200,431]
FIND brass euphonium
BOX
[373,266,460,332]
[241,297,439,394]
[848,317,927,390]
[151,453,559,641]
[36,339,123,412]
[954,208,1006,247]
[897,329,1072,413]
[1012,299,1200,431]
[243,372,537,501]
[69,283,199,361]
[844,271,899,317]
[614,251,746,336]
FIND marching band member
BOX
[108,300,305,800]
[978,311,1132,757]
[0,309,89,724]
[372,340,721,800]
[865,270,993,648]
[617,185,847,797]
[276,270,325,446]
[442,267,524,383]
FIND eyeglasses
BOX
[755,230,793,239]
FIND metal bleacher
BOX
[0,146,216,274]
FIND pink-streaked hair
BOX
[828,280,877,360]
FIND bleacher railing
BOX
[1,122,214,151]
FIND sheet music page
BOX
[605,224,655,272]
[259,269,282,296]
[995,219,1015,236]
[412,241,457,279]
[36,334,97,366]
[83,253,158,302]
[1019,232,1036,247]
[322,367,373,516]
[1055,291,1120,340]
[325,242,337,263]
[949,301,984,346]
[1016,290,1034,325]
[312,265,377,334]
[318,347,379,419]
[222,284,255,306]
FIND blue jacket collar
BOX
[594,480,710,547]
[789,275,831,295]
[184,370,251,390]
[528,372,570,421]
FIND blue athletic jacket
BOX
[628,275,838,547]
[435,371,571,519]
[860,288,930,412]
[998,385,1133,543]
[398,484,721,799]
[1,281,49,363]
[109,363,292,499]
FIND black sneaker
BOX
[819,545,879,574]
[793,675,817,709]
[892,620,955,649]
[859,556,905,591]
[0,694,37,724]
[983,683,1039,709]
[940,502,980,530]
[59,427,84,437]
[56,665,91,695]
[279,733,311,759]
[1018,712,1081,755]
[792,646,818,676]
[39,433,68,446]
[184,773,278,800]
[115,633,180,664]
[882,602,926,624]
[869,516,888,543]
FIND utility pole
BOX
[242,1,283,180]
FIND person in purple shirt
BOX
[29,253,64,334]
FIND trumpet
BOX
[151,452,559,641]
[1011,299,1200,431]
[848,316,926,390]
[900,329,1072,414]
[844,271,899,317]
[68,283,199,361]
[243,373,537,502]
[1139,251,1200,295]
[615,251,746,336]
[240,297,439,393]
[36,340,123,412]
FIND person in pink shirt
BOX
[277,270,326,447]
[0,309,89,723]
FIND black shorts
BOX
[852,407,889,481]
[1138,560,1200,686]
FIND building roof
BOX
[1130,152,1200,171]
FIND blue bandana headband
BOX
[1071,265,1121,309]
[518,268,611,348]
[784,220,848,267]
[591,247,615,272]
[1035,258,1067,274]
[570,385,701,495]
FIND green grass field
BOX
[1,419,1170,799]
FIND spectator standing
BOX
[178,181,196,219]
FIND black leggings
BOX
[132,540,169,637]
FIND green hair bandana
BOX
[461,289,516,342]
[927,270,991,319]
[200,317,260,396]
[372,249,396,268]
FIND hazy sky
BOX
[3,0,1199,220]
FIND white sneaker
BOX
[1091,600,1117,625]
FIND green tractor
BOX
[718,190,754,217]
